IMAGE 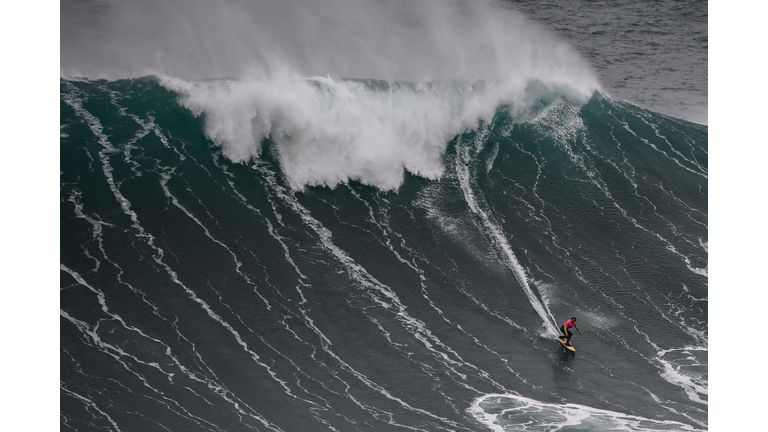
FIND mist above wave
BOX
[61,0,598,90]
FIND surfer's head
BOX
[571,317,577,322]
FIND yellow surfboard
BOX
[559,337,575,351]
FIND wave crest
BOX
[162,74,593,190]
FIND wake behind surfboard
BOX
[559,337,575,352]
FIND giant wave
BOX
[60,75,706,431]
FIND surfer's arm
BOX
[575,325,581,334]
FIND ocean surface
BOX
[60,1,708,430]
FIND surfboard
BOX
[559,337,575,351]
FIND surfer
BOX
[559,317,581,345]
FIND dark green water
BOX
[61,76,706,431]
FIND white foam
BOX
[162,74,589,191]
[164,76,476,189]
[468,393,701,431]
[656,347,708,406]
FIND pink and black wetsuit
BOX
[560,319,579,344]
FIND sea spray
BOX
[61,0,600,90]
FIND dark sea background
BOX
[56,0,715,430]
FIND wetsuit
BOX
[560,319,579,344]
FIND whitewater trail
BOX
[454,122,559,337]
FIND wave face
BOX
[60,75,707,431]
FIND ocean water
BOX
[60,1,708,431]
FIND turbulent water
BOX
[60,1,707,431]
